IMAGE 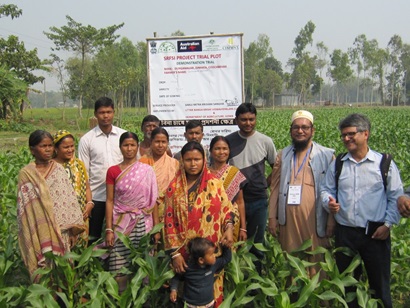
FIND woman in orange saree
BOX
[139,127,179,229]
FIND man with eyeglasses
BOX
[268,110,335,278]
[320,113,402,308]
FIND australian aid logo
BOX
[177,40,203,52]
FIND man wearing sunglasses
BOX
[321,113,402,308]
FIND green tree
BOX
[92,37,141,124]
[170,30,185,36]
[135,41,148,108]
[315,41,329,102]
[400,43,410,104]
[293,21,315,58]
[0,35,46,85]
[0,4,22,19]
[349,35,366,102]
[244,34,275,103]
[49,54,68,120]
[44,15,124,117]
[363,39,381,104]
[0,4,47,119]
[288,21,320,104]
[329,49,353,103]
[387,34,404,106]
[0,66,27,119]
[371,46,389,104]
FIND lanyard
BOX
[293,147,311,181]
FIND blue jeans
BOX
[245,198,268,260]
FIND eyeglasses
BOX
[340,131,362,139]
[291,125,312,132]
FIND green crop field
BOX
[0,106,409,307]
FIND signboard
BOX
[147,33,244,153]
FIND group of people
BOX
[16,96,409,308]
[269,110,406,308]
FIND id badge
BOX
[288,185,302,205]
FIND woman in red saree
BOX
[104,132,158,292]
[163,141,235,306]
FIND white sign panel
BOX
[147,34,244,152]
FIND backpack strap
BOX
[380,153,392,191]
[335,152,391,198]
[334,153,347,202]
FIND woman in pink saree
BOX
[103,132,158,292]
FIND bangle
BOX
[225,222,233,231]
[170,246,184,256]
[106,228,114,233]
[171,253,181,259]
[86,201,95,207]
[240,228,247,233]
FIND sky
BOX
[1,0,410,91]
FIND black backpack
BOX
[334,152,392,201]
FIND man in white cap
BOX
[268,110,335,277]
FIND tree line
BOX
[1,5,410,121]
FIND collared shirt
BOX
[320,149,402,228]
[78,125,126,201]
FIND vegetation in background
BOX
[44,15,124,118]
[0,107,409,307]
[0,5,47,120]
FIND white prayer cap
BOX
[291,110,314,124]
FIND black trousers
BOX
[88,200,106,245]
[335,223,392,308]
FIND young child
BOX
[169,237,232,307]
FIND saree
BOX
[213,164,247,203]
[17,162,85,280]
[62,157,89,246]
[163,164,235,306]
[139,150,179,221]
[102,162,158,270]
[213,164,247,242]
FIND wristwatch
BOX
[384,222,392,229]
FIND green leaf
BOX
[55,292,69,308]
[75,244,94,268]
[293,272,320,307]
[315,290,348,307]
[342,254,361,275]
[275,291,291,308]
[286,253,309,279]
[291,238,312,253]
[219,290,235,308]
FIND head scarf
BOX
[53,130,73,145]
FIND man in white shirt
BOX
[79,97,126,244]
